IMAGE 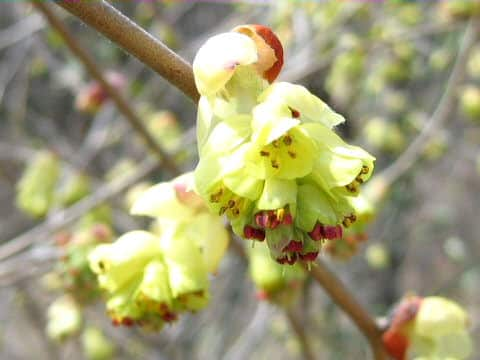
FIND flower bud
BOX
[382,296,472,359]
[82,327,115,360]
[232,24,283,84]
[16,150,60,218]
[56,172,91,207]
[460,85,480,122]
[75,71,126,114]
[193,24,283,97]
[46,296,82,342]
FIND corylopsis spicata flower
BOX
[193,25,375,265]
[89,173,228,330]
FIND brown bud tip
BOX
[232,24,284,83]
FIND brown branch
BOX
[285,306,315,360]
[305,260,386,360]
[54,0,199,103]
[32,1,181,176]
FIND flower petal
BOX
[258,82,345,128]
[257,178,296,210]
[193,32,258,96]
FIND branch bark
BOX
[306,260,386,360]
[55,0,199,103]
[32,1,181,175]
[285,306,315,360]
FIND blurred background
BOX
[0,1,480,359]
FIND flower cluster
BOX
[193,24,375,265]
[382,296,472,360]
[89,173,229,330]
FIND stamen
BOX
[243,225,266,241]
[288,151,296,159]
[231,208,240,217]
[219,206,227,215]
[260,150,270,157]
[283,213,293,225]
[309,223,325,241]
[283,135,292,145]
[276,208,285,222]
[290,108,301,118]
[271,159,279,168]
[282,240,303,252]
[342,218,352,228]
[272,140,280,148]
[228,199,236,208]
[361,165,369,174]
[299,252,319,262]
[323,225,343,240]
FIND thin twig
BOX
[379,19,479,186]
[32,1,181,176]
[306,260,386,360]
[285,307,315,360]
[0,12,45,51]
[0,156,158,261]
[54,0,199,103]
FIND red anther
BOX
[121,317,134,327]
[299,251,319,262]
[335,225,343,239]
[255,212,269,228]
[283,213,293,225]
[308,223,325,241]
[255,210,280,229]
[243,225,265,241]
[282,240,303,253]
[269,217,281,229]
[324,225,342,240]
[255,290,270,301]
[112,319,120,327]
[291,108,300,118]
[162,312,178,322]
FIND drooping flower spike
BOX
[193,25,375,265]
[89,173,229,330]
